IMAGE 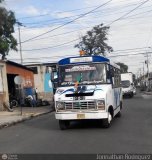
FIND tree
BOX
[116,62,128,73]
[0,0,17,60]
[75,23,113,56]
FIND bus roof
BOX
[58,55,109,65]
[58,55,120,69]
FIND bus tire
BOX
[59,120,70,130]
[102,112,112,128]
[130,92,134,98]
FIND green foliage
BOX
[116,62,128,73]
[0,1,17,60]
[75,23,113,56]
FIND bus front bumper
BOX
[55,111,108,120]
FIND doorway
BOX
[7,74,18,97]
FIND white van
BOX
[121,72,135,97]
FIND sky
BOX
[2,0,152,76]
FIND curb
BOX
[0,108,54,130]
[143,92,152,95]
[141,94,152,99]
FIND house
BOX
[25,62,57,102]
[0,60,34,111]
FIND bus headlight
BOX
[96,100,105,110]
[56,102,65,110]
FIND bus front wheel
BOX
[129,92,134,98]
[102,112,112,128]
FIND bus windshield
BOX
[121,80,130,88]
[59,63,106,86]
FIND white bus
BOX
[53,55,123,129]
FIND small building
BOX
[0,60,34,111]
[25,62,57,102]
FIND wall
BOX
[28,65,54,102]
[0,62,9,111]
[33,65,45,93]
[6,64,34,88]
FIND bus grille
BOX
[65,101,96,110]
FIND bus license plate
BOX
[77,113,85,119]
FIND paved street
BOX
[0,93,152,154]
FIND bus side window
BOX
[108,65,114,85]
[109,65,114,85]
[107,65,111,83]
[112,68,115,86]
[113,68,121,88]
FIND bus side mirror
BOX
[131,83,133,86]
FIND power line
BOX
[8,54,78,61]
[112,47,149,52]
[22,38,79,51]
[20,0,113,44]
[20,3,139,25]
[18,13,152,51]
[8,51,152,63]
[15,0,151,53]
[124,8,152,19]
[22,26,150,43]
[26,27,91,42]
[22,41,150,52]
[20,33,150,52]
[17,5,100,20]
[17,2,152,46]
[17,16,149,45]
[108,0,150,25]
[17,0,144,21]
[15,1,152,34]
[18,31,150,53]
[19,1,151,27]
[108,51,152,58]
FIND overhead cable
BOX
[20,0,113,44]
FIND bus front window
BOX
[59,63,106,86]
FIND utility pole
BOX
[145,53,149,79]
[146,47,152,79]
[140,62,145,80]
[139,68,142,80]
[16,22,23,64]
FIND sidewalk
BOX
[138,89,152,99]
[141,91,152,99]
[0,103,54,129]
